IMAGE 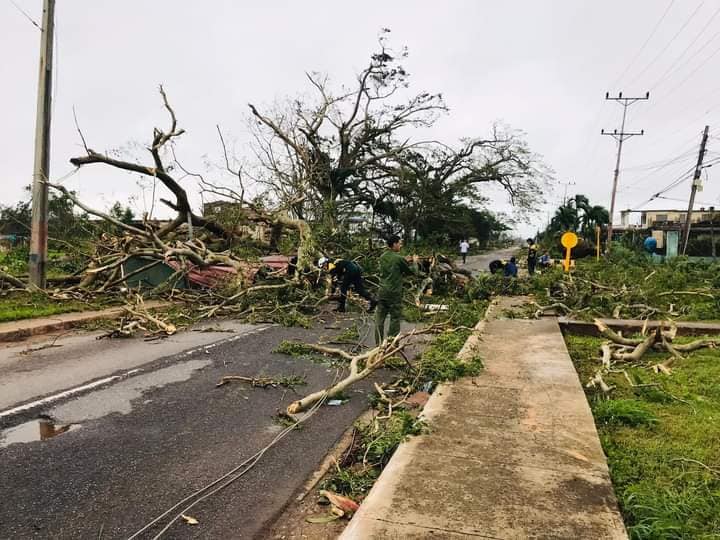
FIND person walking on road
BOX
[375,235,418,344]
[526,238,538,275]
[320,257,376,313]
[459,238,470,264]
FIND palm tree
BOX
[550,203,579,232]
[581,205,609,236]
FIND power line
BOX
[620,157,697,193]
[626,1,705,88]
[610,0,676,88]
[660,40,720,102]
[635,104,719,150]
[635,33,720,129]
[583,0,676,182]
[629,166,697,209]
[621,146,697,172]
[7,0,40,29]
[655,195,718,206]
[650,12,720,89]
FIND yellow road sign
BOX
[560,231,578,272]
[561,232,578,249]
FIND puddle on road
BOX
[50,359,211,423]
[0,417,79,448]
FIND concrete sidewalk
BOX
[0,300,168,342]
[341,303,627,539]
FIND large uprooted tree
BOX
[247,30,549,234]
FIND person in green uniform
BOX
[375,235,418,344]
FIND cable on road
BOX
[126,372,339,540]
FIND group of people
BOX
[316,235,553,344]
[318,235,418,344]
[488,238,550,277]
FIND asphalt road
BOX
[0,248,515,539]
[461,247,521,275]
[0,315,384,539]
[0,320,264,412]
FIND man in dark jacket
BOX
[488,259,505,274]
[527,238,538,275]
[375,235,418,343]
[321,257,376,313]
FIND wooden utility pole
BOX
[28,0,55,289]
[601,91,649,253]
[681,125,710,255]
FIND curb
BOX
[456,297,498,362]
[340,301,495,539]
[0,300,170,343]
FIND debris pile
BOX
[587,318,719,392]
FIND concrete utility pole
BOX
[681,125,710,255]
[601,91,649,253]
[28,0,55,289]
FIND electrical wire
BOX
[625,1,705,88]
[630,166,696,209]
[619,144,699,192]
[585,0,676,181]
[621,146,697,172]
[609,0,676,88]
[7,0,40,29]
[655,195,718,206]
[659,40,720,102]
[126,371,339,540]
[650,4,720,89]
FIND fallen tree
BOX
[586,318,720,392]
[0,88,341,332]
[283,324,444,414]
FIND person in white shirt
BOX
[459,239,470,264]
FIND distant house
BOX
[619,207,720,256]
[638,208,718,228]
[620,208,720,228]
[202,201,269,243]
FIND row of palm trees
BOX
[545,194,609,240]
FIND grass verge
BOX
[0,291,117,323]
[566,334,720,539]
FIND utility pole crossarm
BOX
[681,125,710,255]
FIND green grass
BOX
[566,334,720,539]
[417,329,483,382]
[0,291,104,323]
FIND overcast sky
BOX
[2,0,720,235]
